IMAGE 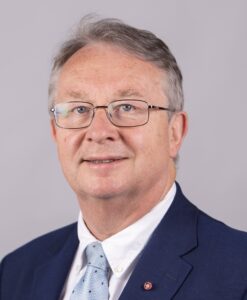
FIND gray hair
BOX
[48,16,184,115]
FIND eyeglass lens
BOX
[53,100,149,128]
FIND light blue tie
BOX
[70,242,110,300]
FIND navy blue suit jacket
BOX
[1,184,247,299]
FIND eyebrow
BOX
[116,88,144,99]
[65,88,144,101]
[66,90,89,99]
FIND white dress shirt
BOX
[61,183,176,300]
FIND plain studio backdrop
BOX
[0,0,247,259]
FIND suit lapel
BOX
[119,184,199,300]
[31,225,79,300]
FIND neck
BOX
[78,169,176,241]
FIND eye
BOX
[72,105,90,114]
[119,103,135,112]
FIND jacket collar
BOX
[119,183,199,300]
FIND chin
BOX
[76,183,126,200]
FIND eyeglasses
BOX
[50,99,176,129]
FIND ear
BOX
[168,112,188,159]
[50,119,57,142]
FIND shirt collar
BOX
[77,183,176,278]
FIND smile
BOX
[82,157,127,165]
[86,159,119,164]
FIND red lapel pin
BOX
[143,281,153,290]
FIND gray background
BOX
[1,0,247,259]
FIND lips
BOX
[84,158,123,164]
[81,156,127,164]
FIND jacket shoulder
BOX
[198,210,247,247]
[0,223,78,300]
[1,222,77,265]
[194,210,247,275]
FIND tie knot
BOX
[85,242,109,272]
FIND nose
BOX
[84,107,119,143]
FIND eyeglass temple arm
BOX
[148,105,176,112]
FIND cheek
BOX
[56,131,85,160]
[128,125,169,161]
[146,126,170,162]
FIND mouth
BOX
[81,157,127,165]
[83,159,123,164]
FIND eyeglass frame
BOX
[50,99,177,129]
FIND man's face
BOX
[51,43,186,202]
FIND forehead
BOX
[56,43,166,101]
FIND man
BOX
[1,17,247,300]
